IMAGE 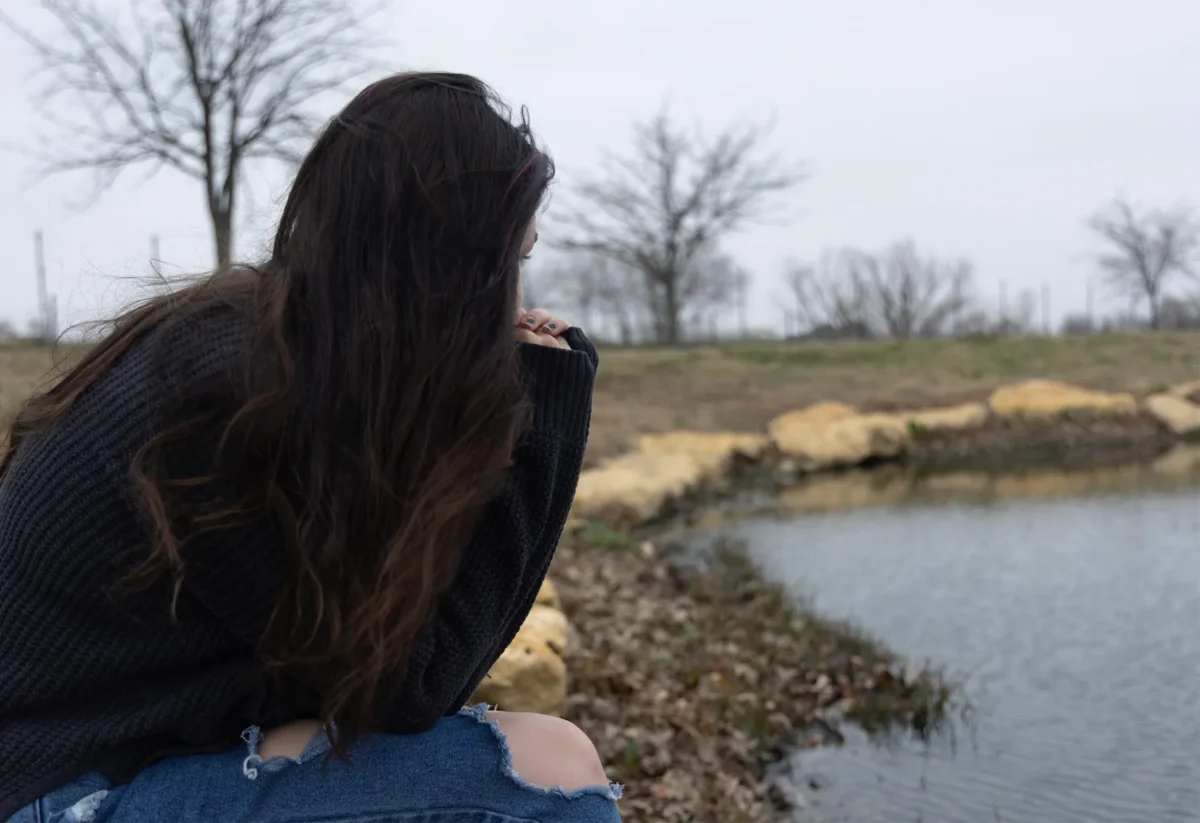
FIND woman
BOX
[0,73,620,822]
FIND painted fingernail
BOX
[525,316,537,326]
[547,322,557,330]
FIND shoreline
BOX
[570,378,1200,530]
[542,378,1200,822]
[550,446,1200,822]
[552,532,960,822]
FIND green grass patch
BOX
[579,518,634,549]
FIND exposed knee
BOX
[259,719,323,759]
[487,711,609,792]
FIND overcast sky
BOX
[2,0,1197,335]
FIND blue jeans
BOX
[9,706,622,823]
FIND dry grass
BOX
[587,331,1200,461]
[0,343,83,432]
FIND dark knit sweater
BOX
[0,313,596,818]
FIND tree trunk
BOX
[663,276,681,345]
[210,204,233,271]
[1148,292,1161,330]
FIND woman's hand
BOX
[514,308,571,350]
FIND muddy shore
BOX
[552,531,958,822]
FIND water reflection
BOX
[772,444,1200,517]
[729,460,1200,823]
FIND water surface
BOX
[732,483,1200,822]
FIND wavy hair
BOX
[1,72,554,749]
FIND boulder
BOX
[1144,393,1200,436]
[781,400,859,423]
[988,380,1137,418]
[472,604,570,715]
[636,430,771,471]
[570,451,710,526]
[535,577,561,610]
[1168,380,1200,403]
[901,403,990,432]
[768,406,910,470]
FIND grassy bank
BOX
[589,331,1200,460]
[553,530,958,822]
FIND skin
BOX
[258,712,609,792]
[257,222,609,792]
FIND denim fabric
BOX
[8,706,622,823]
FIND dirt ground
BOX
[5,332,1200,462]
[553,534,954,823]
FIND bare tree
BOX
[1159,293,1200,330]
[1086,197,1200,329]
[784,241,976,340]
[667,245,743,342]
[591,260,649,345]
[556,107,803,344]
[534,254,650,344]
[3,0,380,268]
[988,287,1038,336]
[778,260,811,337]
[849,241,975,339]
[1060,313,1097,335]
[780,251,871,338]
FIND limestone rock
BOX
[768,407,910,470]
[535,577,560,610]
[1145,393,1200,436]
[1168,379,1200,402]
[988,380,1137,418]
[782,400,859,423]
[636,430,771,466]
[472,605,569,715]
[901,403,989,431]
[571,451,709,525]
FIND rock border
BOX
[570,378,1200,528]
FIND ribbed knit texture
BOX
[0,316,596,818]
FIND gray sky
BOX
[2,0,1198,335]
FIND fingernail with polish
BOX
[525,316,537,326]
[547,322,557,330]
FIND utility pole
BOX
[1086,278,1095,328]
[34,231,47,335]
[150,234,161,271]
[1041,284,1050,335]
[734,268,748,340]
[32,231,56,343]
[999,280,1008,332]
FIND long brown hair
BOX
[1,73,554,749]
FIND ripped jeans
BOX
[8,706,622,823]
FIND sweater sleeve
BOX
[380,327,597,731]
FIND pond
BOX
[727,468,1200,823]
